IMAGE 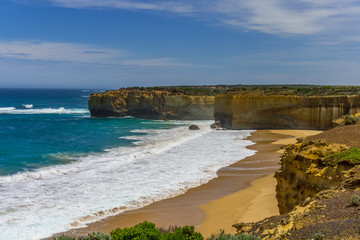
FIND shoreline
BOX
[51,129,321,239]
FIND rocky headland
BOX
[88,87,216,120]
[89,86,360,130]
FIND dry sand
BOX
[197,129,321,237]
[52,129,321,239]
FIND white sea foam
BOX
[0,107,89,114]
[0,122,255,240]
[22,104,33,109]
[0,107,16,111]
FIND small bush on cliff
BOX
[344,114,359,125]
[351,195,360,207]
[324,147,360,165]
[312,232,324,240]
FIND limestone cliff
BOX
[89,89,215,120]
[233,124,360,239]
[275,139,351,214]
[89,87,360,129]
[214,94,360,130]
[234,188,360,240]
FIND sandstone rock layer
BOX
[89,90,215,120]
[214,94,360,130]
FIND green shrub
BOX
[111,221,162,240]
[53,235,76,240]
[110,221,203,240]
[313,232,324,240]
[344,114,359,125]
[207,231,259,240]
[79,232,112,240]
[351,195,360,207]
[163,226,203,240]
[324,147,360,165]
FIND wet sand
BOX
[52,129,321,239]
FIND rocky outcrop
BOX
[188,124,200,130]
[214,94,360,130]
[233,125,360,239]
[89,88,360,130]
[275,139,351,214]
[233,188,360,240]
[210,121,221,130]
[332,112,360,127]
[88,89,215,120]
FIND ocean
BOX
[0,89,255,240]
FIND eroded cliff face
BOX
[89,89,360,129]
[234,133,360,239]
[89,90,215,120]
[214,94,360,130]
[234,188,360,240]
[275,139,351,214]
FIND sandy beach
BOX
[53,129,321,239]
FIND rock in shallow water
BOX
[210,121,221,130]
[189,124,200,130]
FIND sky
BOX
[1,0,360,88]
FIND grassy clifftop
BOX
[117,85,360,96]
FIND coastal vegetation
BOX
[350,195,360,207]
[313,232,325,240]
[53,222,258,240]
[344,114,359,125]
[119,85,360,96]
[324,147,360,165]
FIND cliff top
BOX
[306,124,360,148]
[105,85,360,96]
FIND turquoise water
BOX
[0,89,177,175]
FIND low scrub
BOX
[344,114,359,125]
[54,222,204,240]
[208,231,259,240]
[324,147,360,165]
[350,195,360,207]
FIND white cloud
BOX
[45,0,360,36]
[49,0,193,13]
[0,40,195,67]
[122,58,191,67]
[0,41,125,63]
[210,0,360,35]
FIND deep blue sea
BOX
[0,89,256,240]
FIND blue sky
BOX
[1,0,360,88]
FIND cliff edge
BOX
[89,86,360,130]
[89,89,215,120]
[233,124,360,240]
